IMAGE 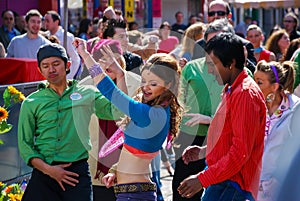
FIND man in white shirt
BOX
[43,10,81,79]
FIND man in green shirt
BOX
[18,43,122,201]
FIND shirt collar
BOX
[270,95,290,118]
[38,79,76,90]
[223,69,248,95]
[3,26,15,33]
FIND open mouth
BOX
[143,91,152,97]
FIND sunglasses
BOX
[284,20,294,23]
[208,11,227,17]
[4,17,13,20]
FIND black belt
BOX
[51,158,88,165]
[114,182,157,194]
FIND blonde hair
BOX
[180,22,205,58]
[246,24,263,36]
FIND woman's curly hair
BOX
[118,53,183,140]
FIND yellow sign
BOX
[108,0,114,7]
[125,0,135,22]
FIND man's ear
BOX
[66,61,71,71]
[227,12,232,20]
[228,59,236,70]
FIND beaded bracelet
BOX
[88,63,103,78]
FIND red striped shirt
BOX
[198,70,266,199]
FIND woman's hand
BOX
[179,58,188,68]
[184,113,212,126]
[98,44,124,78]
[102,173,117,188]
[73,37,89,58]
[182,145,206,165]
[73,37,106,83]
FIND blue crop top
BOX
[97,76,170,154]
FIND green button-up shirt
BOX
[180,58,223,136]
[18,80,121,166]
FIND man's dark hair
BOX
[175,11,183,18]
[205,32,245,70]
[46,10,61,25]
[1,9,15,18]
[102,19,127,39]
[25,9,42,23]
[204,18,234,41]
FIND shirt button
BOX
[58,139,61,141]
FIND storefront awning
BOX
[228,0,300,9]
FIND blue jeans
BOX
[116,191,157,201]
[202,181,254,201]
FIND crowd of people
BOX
[1,0,300,200]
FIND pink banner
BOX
[152,0,161,18]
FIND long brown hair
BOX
[265,29,288,57]
[118,53,183,139]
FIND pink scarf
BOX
[99,128,124,158]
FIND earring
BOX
[266,93,275,102]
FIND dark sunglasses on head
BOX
[208,11,227,17]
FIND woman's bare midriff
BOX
[116,147,156,184]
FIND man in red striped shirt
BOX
[177,32,266,201]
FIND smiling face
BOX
[246,29,263,48]
[26,15,42,35]
[278,33,290,52]
[254,70,275,99]
[208,2,228,23]
[141,69,167,103]
[39,56,70,86]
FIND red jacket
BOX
[198,70,266,199]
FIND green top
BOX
[180,58,223,136]
[293,52,300,89]
[18,80,121,166]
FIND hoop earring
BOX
[266,93,275,103]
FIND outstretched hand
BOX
[98,44,124,77]
[184,113,212,126]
